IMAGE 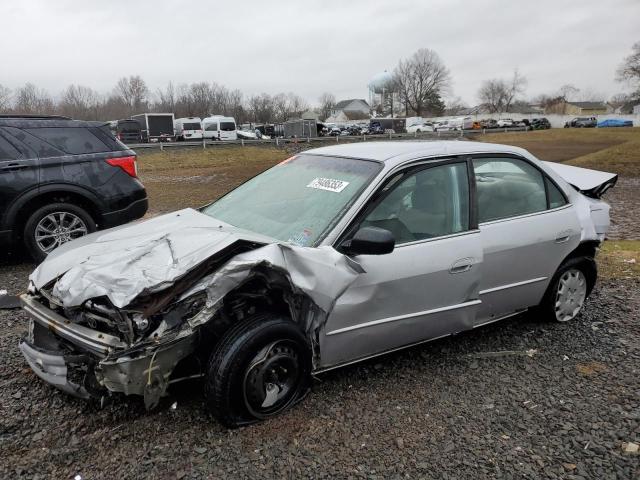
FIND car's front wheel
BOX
[23,202,96,263]
[204,313,312,428]
[538,257,596,322]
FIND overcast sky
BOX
[2,0,639,106]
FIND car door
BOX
[320,160,483,369]
[472,155,581,325]
[0,130,39,231]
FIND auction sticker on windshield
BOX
[307,177,350,193]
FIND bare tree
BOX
[115,75,149,115]
[0,84,11,112]
[617,41,640,95]
[477,70,527,113]
[59,85,100,120]
[155,82,176,113]
[444,96,468,116]
[394,48,451,116]
[318,92,336,120]
[576,87,605,102]
[558,84,579,100]
[247,93,276,123]
[13,83,55,114]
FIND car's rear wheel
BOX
[204,313,312,428]
[538,257,596,322]
[23,203,96,263]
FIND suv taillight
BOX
[106,156,138,178]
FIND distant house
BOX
[326,99,370,122]
[545,100,608,115]
[611,101,640,115]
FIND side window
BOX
[0,135,21,160]
[473,158,547,222]
[25,127,110,155]
[360,162,469,244]
[546,177,567,209]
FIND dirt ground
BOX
[1,130,639,479]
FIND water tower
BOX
[368,71,396,117]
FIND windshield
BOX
[183,122,201,130]
[220,122,236,131]
[202,154,381,246]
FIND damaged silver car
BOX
[19,141,617,427]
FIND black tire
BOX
[204,313,312,428]
[23,202,96,263]
[537,256,597,323]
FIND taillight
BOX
[106,156,138,178]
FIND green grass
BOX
[599,240,640,279]
[137,145,287,174]
[477,128,640,176]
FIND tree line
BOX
[0,76,310,124]
[1,42,638,122]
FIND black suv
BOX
[0,116,148,262]
[531,117,551,130]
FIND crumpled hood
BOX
[30,208,276,308]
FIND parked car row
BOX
[110,114,239,144]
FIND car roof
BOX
[0,117,106,128]
[306,140,530,162]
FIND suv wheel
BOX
[538,257,596,322]
[204,313,312,428]
[24,203,96,262]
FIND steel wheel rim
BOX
[34,211,88,254]
[242,340,302,419]
[555,268,587,322]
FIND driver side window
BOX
[360,162,470,244]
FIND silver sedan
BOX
[19,141,617,427]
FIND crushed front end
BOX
[19,282,204,408]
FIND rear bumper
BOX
[101,197,148,229]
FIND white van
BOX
[202,116,237,141]
[174,117,203,141]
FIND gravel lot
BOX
[0,140,638,479]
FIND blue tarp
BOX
[597,119,634,128]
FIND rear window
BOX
[220,122,235,131]
[183,122,201,130]
[4,127,63,158]
[118,122,140,133]
[26,127,110,155]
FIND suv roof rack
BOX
[0,114,72,120]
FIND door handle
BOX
[0,163,28,171]
[450,257,474,274]
[555,230,572,243]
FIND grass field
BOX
[477,127,640,176]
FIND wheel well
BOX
[13,191,101,240]
[562,241,600,294]
[564,240,600,262]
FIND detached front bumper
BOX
[19,336,90,399]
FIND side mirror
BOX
[342,227,395,256]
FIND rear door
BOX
[0,130,39,230]
[471,155,581,324]
[321,160,482,368]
